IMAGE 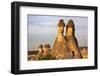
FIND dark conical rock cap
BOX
[39,44,43,49]
[66,20,75,28]
[44,44,51,48]
[58,19,65,27]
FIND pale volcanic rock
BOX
[66,20,82,59]
[51,19,72,59]
[29,19,85,61]
[66,37,82,58]
[43,44,51,56]
[81,48,88,58]
[37,44,51,59]
[38,44,43,54]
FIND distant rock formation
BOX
[81,48,88,58]
[38,44,43,54]
[43,44,51,56]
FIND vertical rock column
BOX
[51,19,71,59]
[66,20,82,59]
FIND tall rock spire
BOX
[51,19,72,59]
[66,20,82,58]
[66,20,75,39]
[57,19,65,41]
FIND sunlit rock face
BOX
[43,44,51,56]
[36,44,51,60]
[28,19,86,61]
[81,48,88,58]
[66,20,82,59]
[51,19,72,59]
[38,44,43,54]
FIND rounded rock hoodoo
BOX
[81,48,88,58]
[51,19,72,59]
[66,20,82,59]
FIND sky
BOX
[27,15,88,51]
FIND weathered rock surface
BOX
[28,19,86,61]
[66,20,82,58]
[81,48,88,58]
[66,37,82,58]
[51,19,82,59]
[51,19,72,59]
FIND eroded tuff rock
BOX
[66,20,82,58]
[51,19,72,59]
[51,19,82,59]
[81,48,88,58]
[29,19,84,60]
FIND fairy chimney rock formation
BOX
[81,48,88,58]
[51,19,72,59]
[38,44,43,53]
[66,20,82,58]
[28,19,86,61]
[57,19,65,41]
[43,44,51,56]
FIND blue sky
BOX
[27,15,88,51]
